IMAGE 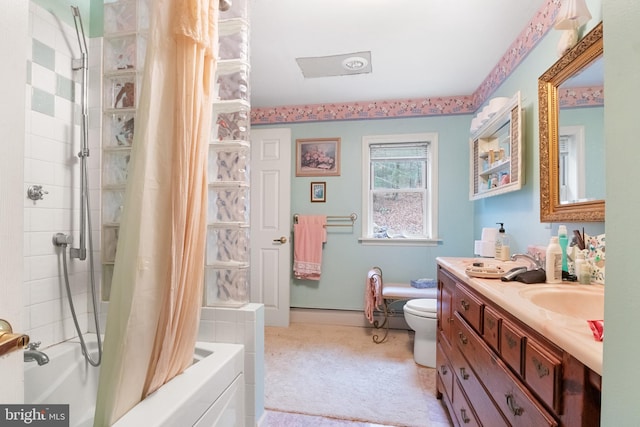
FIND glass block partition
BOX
[101,0,252,307]
[206,0,251,307]
[101,0,149,300]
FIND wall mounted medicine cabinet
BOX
[469,92,524,200]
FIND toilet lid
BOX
[406,298,437,313]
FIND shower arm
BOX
[70,6,89,261]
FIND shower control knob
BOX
[27,185,48,201]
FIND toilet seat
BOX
[404,298,437,319]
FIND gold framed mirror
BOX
[539,21,604,222]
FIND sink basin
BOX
[519,286,604,320]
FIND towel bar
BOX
[293,213,357,227]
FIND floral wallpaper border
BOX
[250,0,562,125]
[559,86,604,108]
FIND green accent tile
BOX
[57,74,75,102]
[32,39,55,71]
[32,87,55,117]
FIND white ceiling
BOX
[248,0,546,108]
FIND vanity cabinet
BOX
[469,92,524,200]
[436,265,601,427]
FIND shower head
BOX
[70,5,88,60]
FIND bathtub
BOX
[25,335,245,427]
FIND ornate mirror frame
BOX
[539,21,604,222]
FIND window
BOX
[361,133,438,244]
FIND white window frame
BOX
[360,133,440,246]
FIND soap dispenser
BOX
[558,225,569,272]
[494,223,510,261]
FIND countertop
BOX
[437,257,604,375]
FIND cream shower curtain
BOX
[94,0,218,425]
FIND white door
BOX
[250,128,291,326]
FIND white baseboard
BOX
[290,307,409,330]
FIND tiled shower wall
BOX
[23,2,102,347]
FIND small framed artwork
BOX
[310,182,326,203]
[296,138,341,176]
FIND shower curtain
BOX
[94,0,218,425]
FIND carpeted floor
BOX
[264,323,451,427]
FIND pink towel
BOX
[293,215,327,280]
[364,267,384,324]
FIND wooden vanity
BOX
[436,257,602,426]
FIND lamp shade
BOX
[554,0,592,29]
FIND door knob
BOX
[273,236,287,244]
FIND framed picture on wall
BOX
[296,138,341,176]
[310,182,326,202]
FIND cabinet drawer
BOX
[439,272,455,345]
[501,318,525,376]
[455,284,483,333]
[525,340,562,413]
[452,378,480,427]
[436,337,454,402]
[483,305,501,352]
[455,313,558,427]
[451,331,509,427]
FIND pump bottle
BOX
[494,223,510,261]
[558,225,569,272]
[545,236,563,284]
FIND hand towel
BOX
[293,215,327,280]
[587,319,604,341]
[364,267,383,324]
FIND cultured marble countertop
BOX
[437,257,604,376]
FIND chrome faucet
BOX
[510,253,544,270]
[24,342,49,365]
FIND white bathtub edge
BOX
[113,342,245,427]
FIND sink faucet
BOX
[510,253,544,270]
[24,342,49,366]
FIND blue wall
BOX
[257,115,474,310]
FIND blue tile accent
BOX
[32,39,55,71]
[57,74,75,102]
[32,87,55,116]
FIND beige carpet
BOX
[264,323,450,427]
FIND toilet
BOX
[403,298,438,367]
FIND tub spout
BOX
[24,342,49,366]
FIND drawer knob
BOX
[458,331,468,345]
[460,408,471,424]
[459,367,470,380]
[460,300,470,311]
[506,393,524,416]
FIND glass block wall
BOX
[101,0,149,300]
[101,0,252,307]
[206,0,251,307]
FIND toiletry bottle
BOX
[576,252,591,284]
[558,225,569,272]
[545,236,563,284]
[494,223,510,261]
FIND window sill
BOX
[358,237,442,247]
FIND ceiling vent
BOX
[296,51,372,78]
